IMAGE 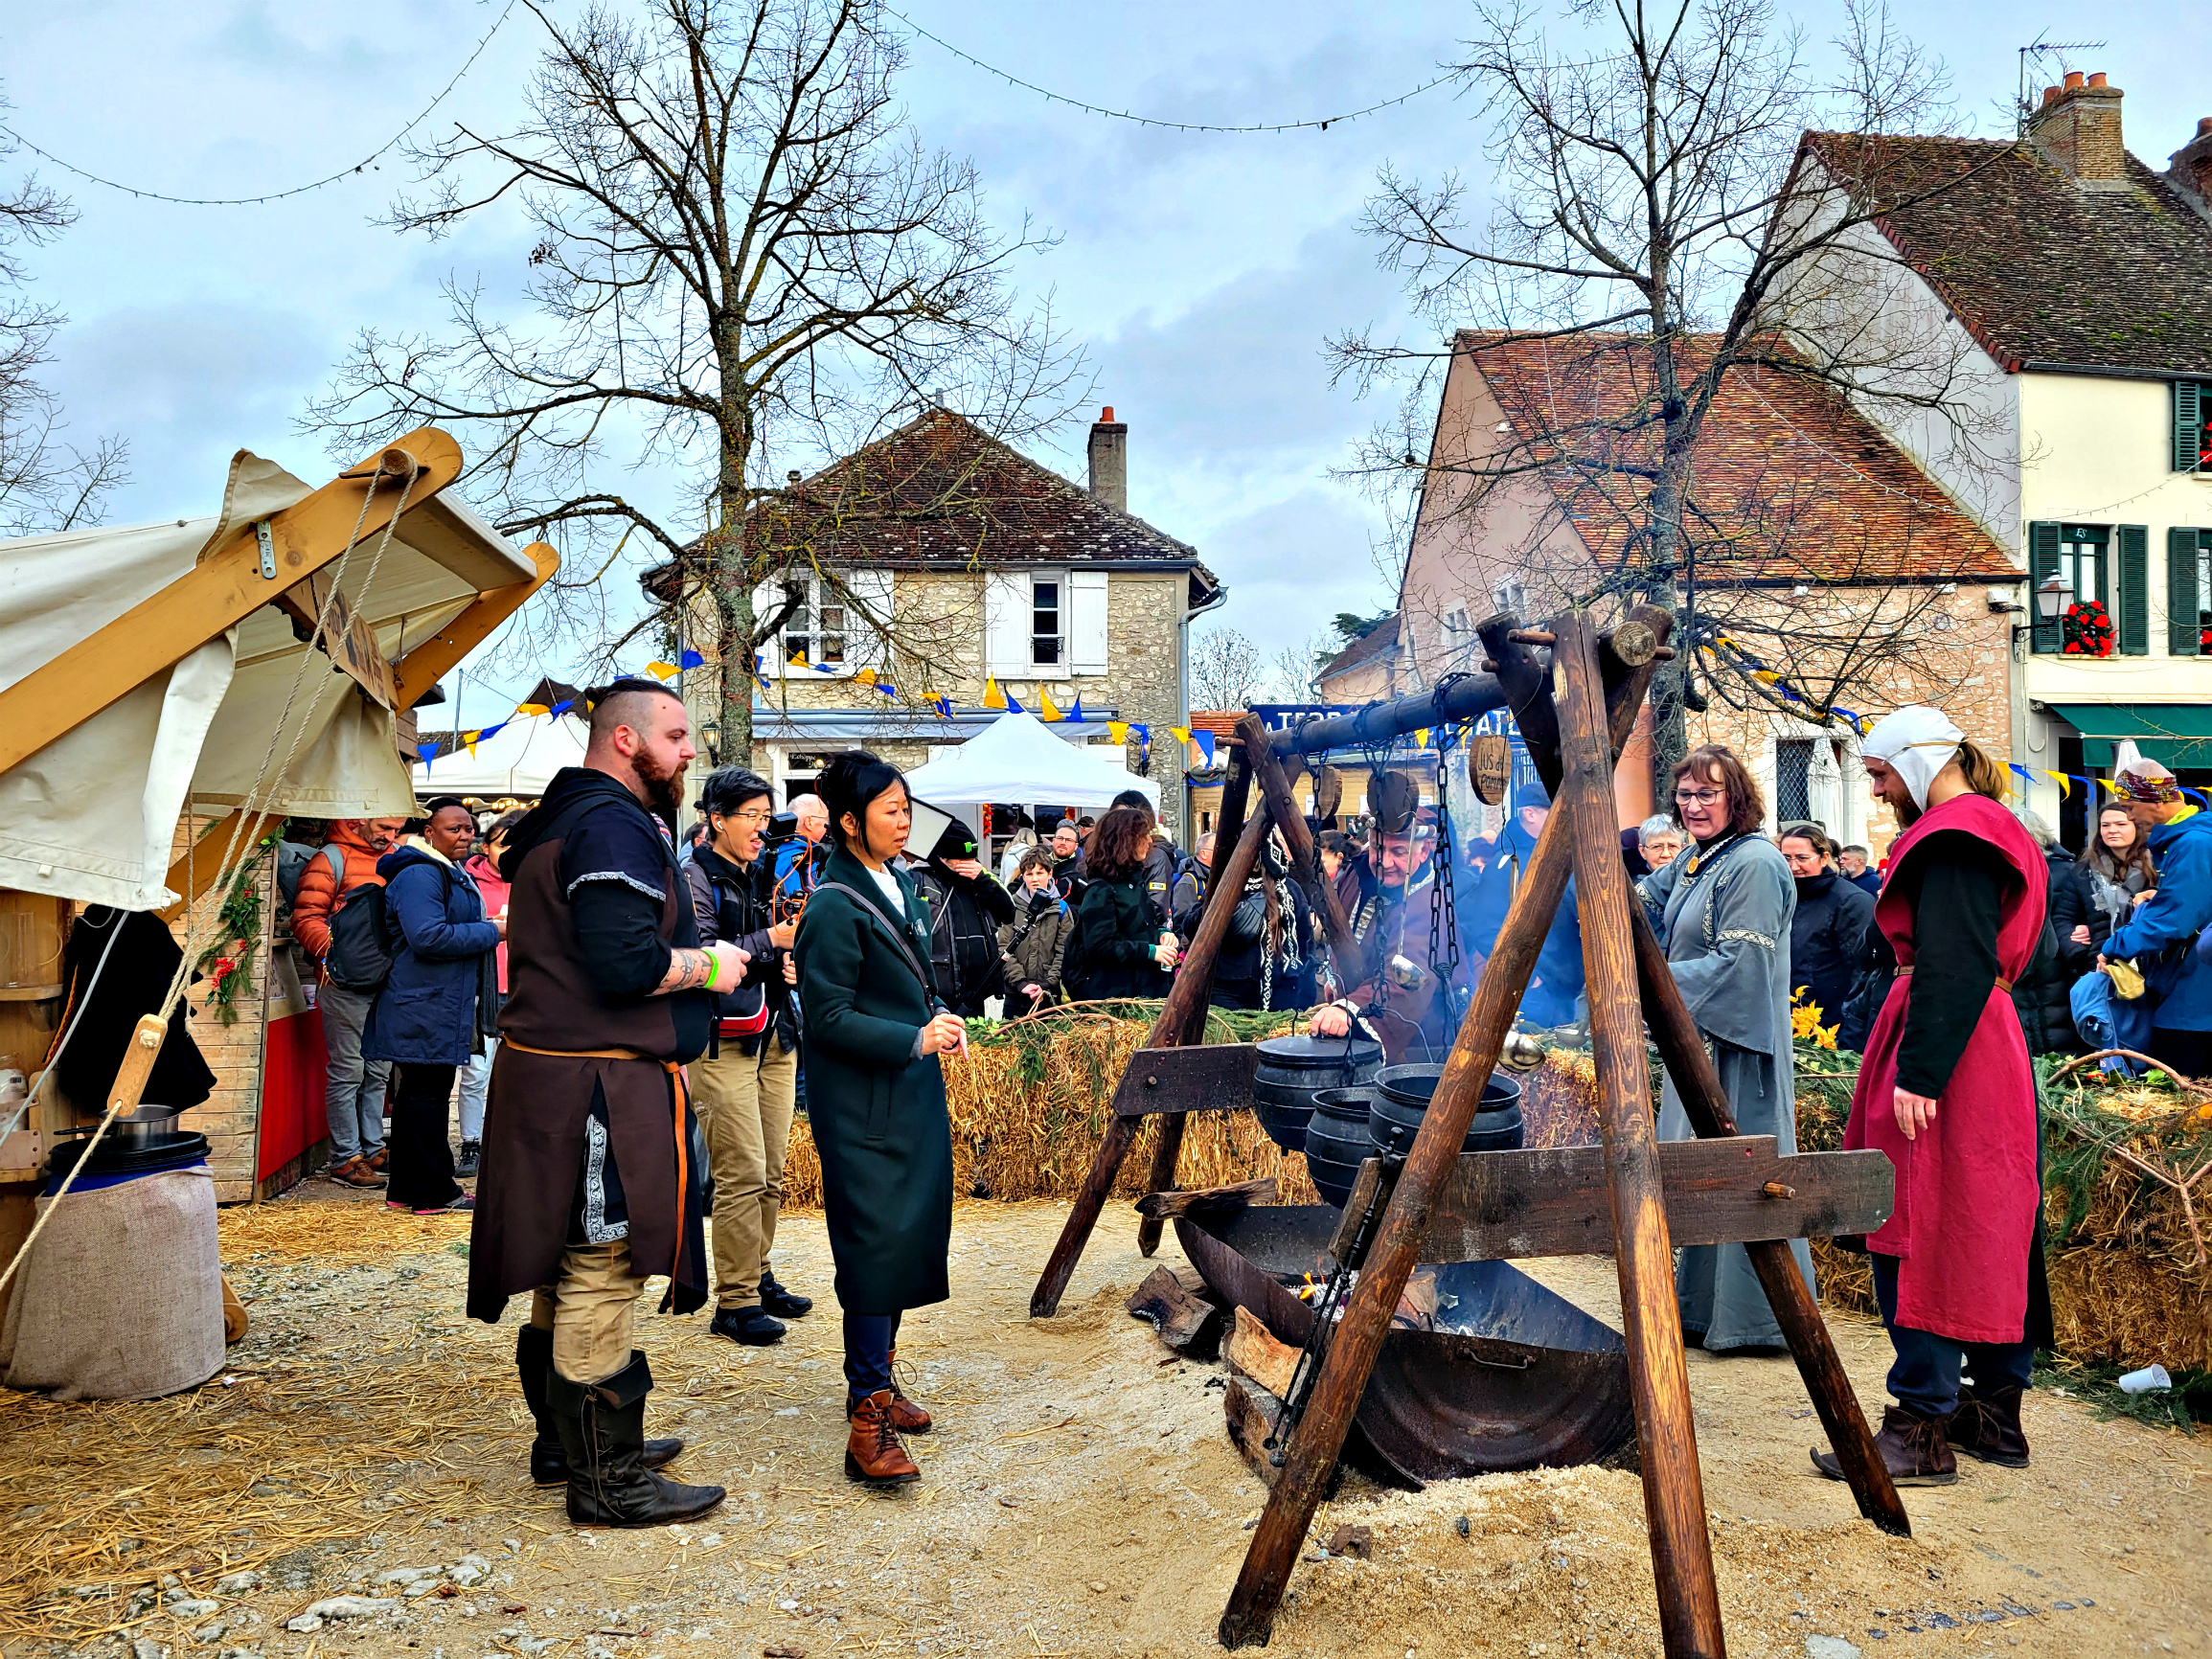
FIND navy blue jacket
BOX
[1457,821,1584,1026]
[365,846,503,1065]
[2105,808,2212,1032]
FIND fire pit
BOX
[1178,1205,1634,1485]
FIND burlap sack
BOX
[0,1167,224,1400]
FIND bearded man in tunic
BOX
[1640,744,1813,1352]
[1308,813,1472,1061]
[467,678,739,1525]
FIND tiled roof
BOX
[749,407,1216,584]
[1316,614,1400,681]
[1456,330,2018,584]
[1188,711,1247,744]
[1799,131,2212,375]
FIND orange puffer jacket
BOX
[289,821,390,962]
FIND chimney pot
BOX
[2087,72,2108,88]
[2064,70,2085,91]
[2043,85,2060,106]
[1087,408,1128,513]
[2199,116,2212,137]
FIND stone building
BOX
[674,407,1220,839]
[1778,72,2212,846]
[1392,330,2017,852]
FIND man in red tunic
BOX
[1816,706,2047,1486]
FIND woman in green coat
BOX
[793,751,966,1488]
[1063,806,1179,1001]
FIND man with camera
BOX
[685,767,813,1346]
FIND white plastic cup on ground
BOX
[2116,1364,2171,1394]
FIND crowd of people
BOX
[270,672,2212,1517]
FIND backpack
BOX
[278,842,344,906]
[325,880,397,992]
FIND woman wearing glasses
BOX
[1638,743,1813,1352]
[684,768,811,1349]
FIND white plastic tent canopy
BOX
[901,709,1158,811]
[0,450,538,911]
[412,713,587,800]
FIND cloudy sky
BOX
[5,0,2201,726]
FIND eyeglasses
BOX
[1673,787,1726,807]
[721,807,773,826]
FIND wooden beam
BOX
[1136,739,1258,1256]
[1557,613,1725,1659]
[1109,1044,1259,1116]
[0,429,465,777]
[1236,713,1364,991]
[389,539,559,706]
[1220,787,1572,1648]
[1029,804,1271,1317]
[1416,1137,1893,1261]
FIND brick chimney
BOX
[2167,115,2212,225]
[2025,70,2128,187]
[1087,406,1128,513]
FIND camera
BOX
[765,810,799,842]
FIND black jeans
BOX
[843,1309,903,1405]
[386,1061,462,1211]
[1872,1253,2034,1419]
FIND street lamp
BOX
[700,717,721,767]
[2035,573,2074,623]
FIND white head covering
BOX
[1860,705,1963,811]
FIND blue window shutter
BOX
[2117,525,2149,655]
[2029,522,2062,652]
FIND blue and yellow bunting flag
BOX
[679,648,705,670]
[931,694,954,718]
[1004,687,1024,714]
[1107,720,1129,744]
[646,661,679,680]
[515,702,549,717]
[1066,697,1085,723]
[982,677,1007,711]
[1194,730,1217,765]
[1038,690,1063,722]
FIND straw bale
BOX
[2044,1245,2212,1373]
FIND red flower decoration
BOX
[2062,599,2115,657]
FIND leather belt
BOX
[1893,966,2014,993]
[505,1040,649,1061]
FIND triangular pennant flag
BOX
[931,695,954,718]
[1004,688,1024,714]
[549,699,574,716]
[1415,727,1429,749]
[515,702,549,717]
[2044,770,2070,799]
[679,648,705,670]
[873,677,899,699]
[982,677,1007,711]
[475,720,507,742]
[1107,720,1129,744]
[1169,726,1192,745]
[1066,696,1085,723]
[1131,723,1149,742]
[1038,690,1063,722]
[854,667,878,690]
[1195,731,1217,765]
[787,650,813,672]
[463,729,482,756]
[646,661,679,680]
[417,743,438,765]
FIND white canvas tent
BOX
[412,712,587,800]
[901,709,1158,811]
[0,444,546,911]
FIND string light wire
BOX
[884,7,1453,134]
[0,0,518,207]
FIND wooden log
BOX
[1236,713,1364,990]
[1477,614,1562,798]
[1029,807,1271,1316]
[1223,1376,1287,1488]
[1417,1138,1893,1261]
[1557,614,1725,1659]
[1223,1306,1301,1399]
[1138,745,1260,1256]
[1631,908,1909,1537]
[1110,1044,1259,1116]
[1126,1264,1222,1358]
[1133,1177,1277,1220]
[1219,794,1573,1649]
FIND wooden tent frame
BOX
[0,429,556,1287]
[1029,609,1908,1659]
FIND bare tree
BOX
[0,106,127,536]
[308,0,1083,761]
[1190,624,1265,710]
[1333,0,2010,773]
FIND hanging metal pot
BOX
[1368,768,1419,834]
[1312,764,1344,822]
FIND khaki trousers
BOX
[529,1239,644,1385]
[693,1033,798,1308]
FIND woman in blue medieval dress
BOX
[1639,743,1813,1352]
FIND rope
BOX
[0,456,420,1298]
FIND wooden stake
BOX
[1135,742,1258,1257]
[1029,805,1272,1317]
[1630,904,1910,1537]
[1236,714,1364,990]
[1218,801,1572,1648]
[1555,614,1725,1659]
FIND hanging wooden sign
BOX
[1312,765,1344,822]
[271,569,398,709]
[1470,734,1511,806]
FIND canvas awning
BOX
[412,713,588,800]
[2048,703,2212,770]
[901,709,1157,811]
[0,446,542,911]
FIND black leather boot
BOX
[548,1352,725,1526]
[1950,1382,2030,1467]
[1812,1403,1957,1487]
[517,1328,683,1486]
[760,1268,812,1319]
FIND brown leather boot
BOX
[1949,1383,2030,1467]
[844,1391,921,1488]
[1812,1403,1957,1487]
[328,1156,384,1188]
[887,1346,932,1434]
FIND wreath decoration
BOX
[2063,599,2115,657]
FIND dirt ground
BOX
[8,1193,2209,1659]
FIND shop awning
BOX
[2049,704,2212,769]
